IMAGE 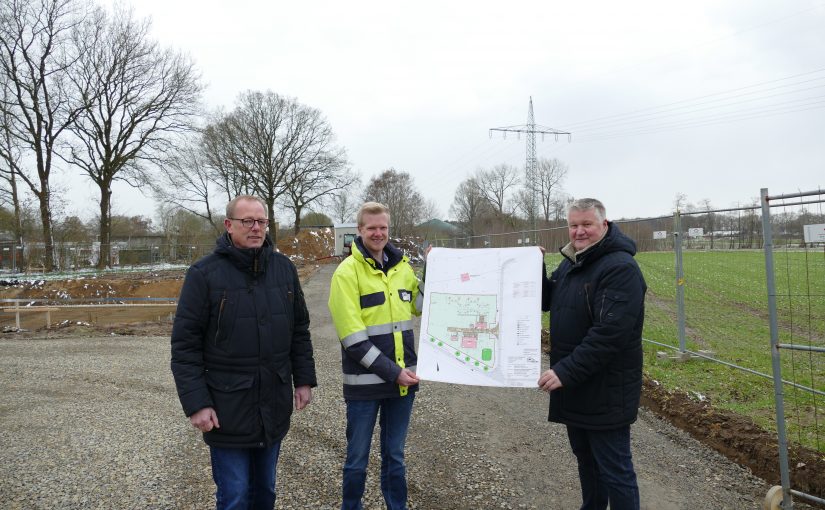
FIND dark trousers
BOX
[566,425,639,510]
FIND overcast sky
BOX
[74,0,825,222]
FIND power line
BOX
[572,81,825,134]
[575,99,825,142]
[559,66,825,130]
[576,93,825,138]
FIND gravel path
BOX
[1,264,778,509]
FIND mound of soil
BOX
[641,378,825,501]
[275,228,337,264]
[539,333,825,503]
[0,269,185,302]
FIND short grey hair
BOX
[568,198,606,222]
[226,195,267,218]
[356,201,391,227]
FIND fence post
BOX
[674,210,687,354]
[761,187,794,510]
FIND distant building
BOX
[333,223,358,256]
[416,219,461,238]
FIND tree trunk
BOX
[267,200,277,247]
[37,188,56,272]
[292,206,303,235]
[9,171,24,248]
[97,185,112,269]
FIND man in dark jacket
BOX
[171,195,317,510]
[538,198,646,510]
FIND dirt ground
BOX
[1,228,823,505]
[0,229,326,330]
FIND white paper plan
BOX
[417,246,543,387]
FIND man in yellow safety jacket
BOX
[328,201,423,510]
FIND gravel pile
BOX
[0,264,788,509]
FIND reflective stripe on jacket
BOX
[328,238,423,400]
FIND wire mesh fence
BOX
[0,240,219,273]
[761,188,825,508]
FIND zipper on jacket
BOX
[214,291,227,344]
[583,283,594,322]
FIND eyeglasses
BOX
[229,218,270,228]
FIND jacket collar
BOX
[353,236,405,272]
[215,231,272,274]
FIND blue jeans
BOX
[209,442,282,510]
[342,394,415,510]
[566,425,639,510]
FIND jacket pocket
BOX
[359,291,386,309]
[598,290,629,324]
[205,370,258,436]
[214,290,240,345]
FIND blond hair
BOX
[356,201,391,227]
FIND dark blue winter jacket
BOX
[171,233,317,448]
[542,222,646,429]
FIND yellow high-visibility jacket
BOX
[328,238,423,400]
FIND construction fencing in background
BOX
[0,239,217,273]
[431,189,824,509]
[761,188,824,509]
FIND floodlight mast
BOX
[489,97,571,235]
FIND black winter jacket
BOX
[171,233,317,448]
[541,222,646,429]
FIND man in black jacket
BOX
[171,195,317,510]
[538,198,646,510]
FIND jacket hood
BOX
[214,231,274,273]
[560,222,636,266]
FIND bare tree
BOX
[152,134,223,235]
[549,192,573,222]
[0,81,25,245]
[201,111,254,203]
[450,176,491,238]
[327,173,362,223]
[514,188,540,227]
[203,91,341,239]
[282,145,352,234]
[362,168,424,237]
[420,198,440,222]
[0,0,90,271]
[698,198,715,249]
[674,192,689,212]
[476,163,519,217]
[535,157,568,222]
[62,5,201,268]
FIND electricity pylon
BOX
[489,97,571,234]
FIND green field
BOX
[543,249,825,452]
